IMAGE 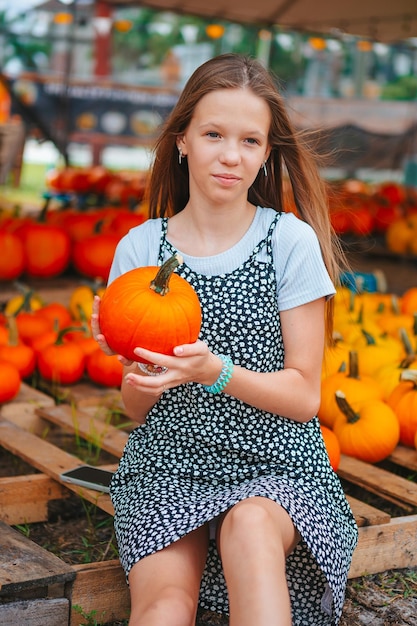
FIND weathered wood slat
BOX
[0,419,115,514]
[0,474,69,525]
[0,598,70,626]
[348,514,417,578]
[70,561,130,626]
[0,520,74,593]
[36,404,129,459]
[388,444,417,472]
[338,454,417,510]
[54,381,123,410]
[345,495,390,527]
[0,381,56,435]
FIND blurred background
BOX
[0,0,416,208]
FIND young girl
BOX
[92,53,358,626]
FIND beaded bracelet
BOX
[203,354,234,394]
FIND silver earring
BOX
[262,161,268,177]
[178,148,183,165]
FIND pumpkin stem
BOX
[398,369,417,387]
[6,315,19,347]
[361,329,376,345]
[413,313,417,337]
[399,328,416,367]
[335,390,360,424]
[150,253,183,296]
[12,286,36,316]
[391,294,401,315]
[55,326,84,345]
[347,350,360,379]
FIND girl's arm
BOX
[121,362,162,424]
[123,297,326,424]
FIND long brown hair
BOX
[148,53,346,344]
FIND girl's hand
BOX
[124,340,224,395]
[91,295,134,366]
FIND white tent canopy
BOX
[107,0,417,43]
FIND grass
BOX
[0,161,47,212]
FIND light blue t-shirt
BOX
[108,206,335,311]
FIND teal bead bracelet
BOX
[203,354,234,394]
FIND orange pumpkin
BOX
[318,351,384,428]
[333,391,399,463]
[401,287,417,316]
[0,229,25,280]
[86,348,123,387]
[38,302,73,330]
[99,254,202,362]
[71,232,120,281]
[0,316,36,379]
[37,328,85,384]
[0,360,21,403]
[17,221,71,278]
[387,369,417,448]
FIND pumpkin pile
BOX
[319,283,417,469]
[328,180,417,253]
[2,251,417,471]
[0,202,149,282]
[0,282,123,398]
[0,165,150,283]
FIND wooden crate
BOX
[1,380,417,624]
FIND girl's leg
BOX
[218,497,300,626]
[127,524,209,626]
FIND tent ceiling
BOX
[106,0,417,43]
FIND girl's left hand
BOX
[124,340,223,394]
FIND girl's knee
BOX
[129,585,197,626]
[222,498,278,537]
[219,498,298,558]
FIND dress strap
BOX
[158,218,176,263]
[249,211,282,263]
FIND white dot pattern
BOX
[110,213,358,625]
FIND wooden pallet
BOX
[1,380,417,624]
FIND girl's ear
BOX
[265,145,272,161]
[176,135,186,155]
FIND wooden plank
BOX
[346,495,390,527]
[0,474,69,525]
[388,444,417,472]
[0,597,69,626]
[0,419,115,514]
[0,520,74,593]
[349,514,417,578]
[338,454,417,511]
[70,560,130,626]
[36,404,129,459]
[0,382,55,435]
[56,382,123,409]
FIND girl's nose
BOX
[219,147,241,165]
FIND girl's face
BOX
[177,88,271,207]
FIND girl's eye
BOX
[245,138,259,145]
[207,131,220,138]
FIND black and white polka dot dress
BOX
[110,212,358,626]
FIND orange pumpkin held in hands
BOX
[99,254,202,362]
